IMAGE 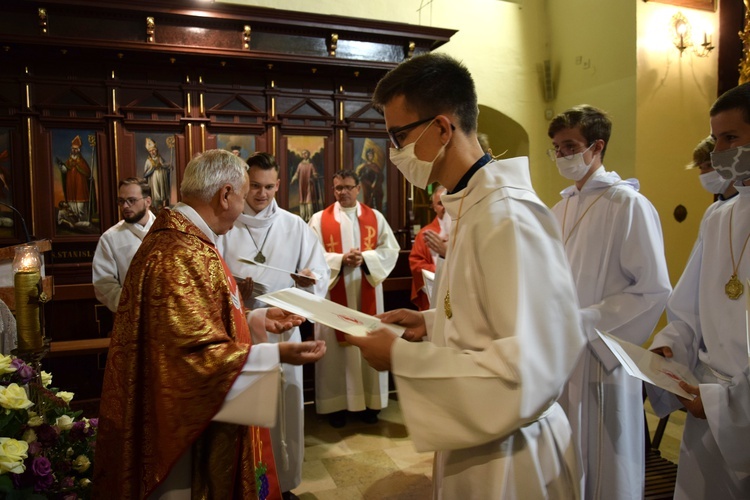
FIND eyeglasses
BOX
[117,197,144,207]
[387,116,436,150]
[333,184,359,193]
[546,143,593,162]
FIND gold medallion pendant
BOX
[444,290,452,319]
[725,274,744,300]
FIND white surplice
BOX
[647,184,750,499]
[92,210,156,312]
[218,199,329,493]
[392,158,585,499]
[551,167,671,500]
[308,201,399,413]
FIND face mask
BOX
[699,170,733,195]
[389,120,447,189]
[711,143,750,181]
[555,143,596,181]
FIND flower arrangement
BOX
[0,354,96,499]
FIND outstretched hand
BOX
[265,307,305,334]
[676,382,706,419]
[291,268,317,288]
[345,328,397,371]
[652,346,706,419]
[279,340,326,365]
[377,309,426,342]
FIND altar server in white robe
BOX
[547,105,671,500]
[92,177,155,312]
[647,82,750,499]
[219,152,329,498]
[308,169,399,428]
[348,53,586,499]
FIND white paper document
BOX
[256,287,405,337]
[596,330,699,400]
[421,269,435,307]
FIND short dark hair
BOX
[118,177,151,198]
[710,82,750,124]
[333,169,359,185]
[548,105,612,160]
[372,53,478,134]
[246,152,278,172]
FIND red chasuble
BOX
[320,203,378,342]
[94,208,280,499]
[409,216,441,311]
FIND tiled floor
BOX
[292,396,686,499]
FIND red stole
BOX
[321,203,378,343]
[217,251,281,500]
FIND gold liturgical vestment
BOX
[94,208,279,499]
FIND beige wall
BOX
[224,0,722,289]
[636,2,719,286]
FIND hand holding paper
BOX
[596,330,698,400]
[256,287,405,337]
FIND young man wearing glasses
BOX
[308,169,399,428]
[346,53,586,498]
[92,177,155,312]
[548,105,671,500]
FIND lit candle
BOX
[13,244,43,352]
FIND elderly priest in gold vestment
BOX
[94,149,326,499]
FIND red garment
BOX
[320,203,378,342]
[296,160,315,203]
[64,155,91,202]
[409,216,441,311]
[94,208,279,499]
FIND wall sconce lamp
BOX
[672,11,714,58]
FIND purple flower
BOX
[33,471,54,492]
[69,421,86,441]
[88,418,98,428]
[10,359,35,384]
[35,424,59,447]
[27,441,42,455]
[61,476,75,489]
[31,456,52,477]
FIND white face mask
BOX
[710,143,750,182]
[389,120,447,190]
[555,143,596,181]
[699,170,733,195]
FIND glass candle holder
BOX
[13,244,43,352]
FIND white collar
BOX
[173,203,218,245]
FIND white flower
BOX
[56,391,74,404]
[0,438,28,474]
[55,415,74,431]
[0,383,34,410]
[40,371,52,388]
[21,428,37,444]
[27,415,43,427]
[72,454,91,473]
[0,355,16,375]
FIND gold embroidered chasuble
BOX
[94,208,279,499]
